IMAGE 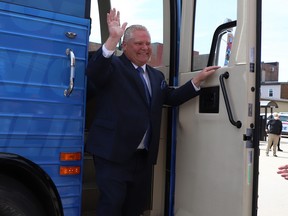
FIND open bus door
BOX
[88,0,261,215]
[165,0,261,215]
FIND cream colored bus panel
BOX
[174,0,258,215]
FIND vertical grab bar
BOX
[219,72,242,128]
[64,49,75,97]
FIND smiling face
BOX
[122,27,152,66]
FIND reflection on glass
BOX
[193,0,237,70]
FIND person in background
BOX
[277,137,283,151]
[266,112,282,157]
[269,113,283,151]
[85,8,220,216]
[269,135,283,151]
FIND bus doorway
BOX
[85,0,261,215]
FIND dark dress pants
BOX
[93,150,152,216]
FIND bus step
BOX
[82,152,99,214]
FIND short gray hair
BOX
[123,25,150,42]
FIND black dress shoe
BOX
[278,149,283,152]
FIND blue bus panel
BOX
[0,2,90,215]
[1,0,89,18]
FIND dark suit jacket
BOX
[85,47,199,164]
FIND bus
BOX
[0,0,261,215]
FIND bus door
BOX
[170,0,261,215]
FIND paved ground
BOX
[258,137,288,216]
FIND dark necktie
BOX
[137,66,151,150]
[137,66,151,105]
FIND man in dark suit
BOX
[85,8,220,216]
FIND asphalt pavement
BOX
[258,137,288,216]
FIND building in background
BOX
[261,61,288,112]
[261,62,279,82]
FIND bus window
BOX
[193,0,237,70]
[89,1,101,50]
[107,0,164,67]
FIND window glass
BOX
[268,89,273,97]
[89,1,101,43]
[89,1,101,52]
[110,0,163,44]
[193,0,237,70]
[111,0,163,67]
[89,0,163,67]
[279,115,288,122]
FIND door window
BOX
[193,0,237,70]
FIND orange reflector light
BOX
[60,166,81,175]
[60,152,81,161]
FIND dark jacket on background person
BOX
[266,119,282,135]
